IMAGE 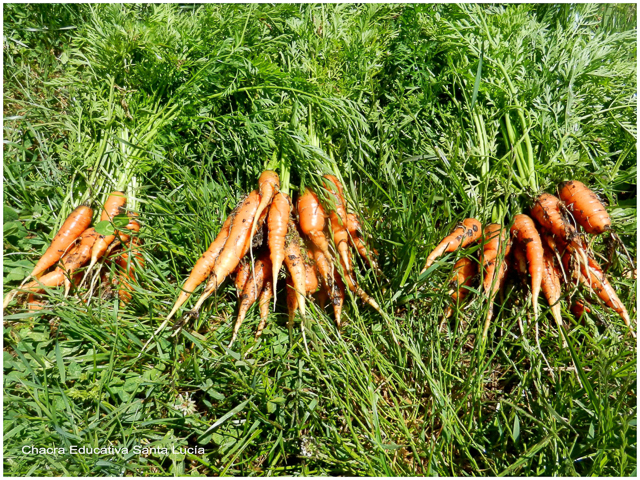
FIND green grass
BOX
[3,4,637,476]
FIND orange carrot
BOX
[444,256,477,318]
[558,180,611,235]
[248,171,280,266]
[99,191,127,222]
[283,220,307,319]
[29,205,93,279]
[541,243,564,337]
[267,192,291,305]
[116,237,144,303]
[88,213,140,275]
[60,227,99,295]
[512,241,529,282]
[285,276,298,330]
[510,214,543,318]
[564,252,634,337]
[255,279,273,340]
[230,252,272,346]
[421,218,482,273]
[21,268,66,294]
[482,224,511,338]
[305,262,319,295]
[298,188,331,262]
[310,244,341,326]
[26,294,45,311]
[571,300,591,319]
[346,213,378,270]
[192,190,262,313]
[167,214,233,319]
[531,192,589,269]
[234,259,252,295]
[315,283,329,310]
[323,175,352,275]
[332,275,346,328]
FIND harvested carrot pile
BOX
[3,192,143,310]
[166,170,379,345]
[423,181,635,340]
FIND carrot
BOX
[564,252,634,337]
[283,220,307,319]
[421,218,482,273]
[512,241,529,282]
[167,214,234,319]
[571,300,591,319]
[481,224,511,339]
[192,190,262,313]
[87,213,140,276]
[346,213,378,271]
[323,175,352,275]
[285,276,298,330]
[510,214,544,318]
[59,227,99,296]
[29,205,94,279]
[297,188,331,262]
[315,283,329,310]
[249,170,279,245]
[267,192,291,306]
[531,192,589,270]
[558,180,611,235]
[444,256,477,318]
[230,252,272,347]
[305,262,319,295]
[332,275,346,328]
[234,259,252,295]
[115,237,144,303]
[339,251,382,314]
[20,268,66,294]
[310,244,341,326]
[541,243,565,342]
[26,294,45,311]
[99,191,127,222]
[255,279,273,340]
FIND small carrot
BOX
[283,220,307,320]
[346,213,378,271]
[298,188,331,262]
[230,252,272,347]
[332,275,346,328]
[20,268,67,295]
[285,276,298,330]
[87,213,140,277]
[249,170,279,245]
[323,175,352,276]
[115,237,144,303]
[511,241,529,283]
[564,252,634,337]
[541,243,565,342]
[26,294,45,311]
[29,204,94,279]
[166,215,233,319]
[315,283,329,310]
[421,218,482,273]
[267,192,291,306]
[558,180,611,235]
[481,224,511,339]
[510,214,544,319]
[305,262,319,295]
[444,256,477,318]
[571,300,591,319]
[234,259,252,295]
[255,279,273,340]
[192,190,262,313]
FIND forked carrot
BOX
[422,218,482,273]
[510,214,543,319]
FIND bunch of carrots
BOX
[164,170,379,346]
[422,180,635,342]
[3,192,143,310]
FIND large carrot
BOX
[166,214,233,320]
[481,224,511,339]
[267,192,291,306]
[29,204,93,279]
[298,188,331,262]
[564,252,634,337]
[541,243,564,342]
[531,193,589,269]
[283,220,307,319]
[510,214,543,318]
[230,252,272,347]
[192,190,262,313]
[255,279,273,340]
[346,213,378,271]
[444,256,477,318]
[558,180,611,235]
[421,218,482,273]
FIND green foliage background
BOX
[3,3,637,476]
